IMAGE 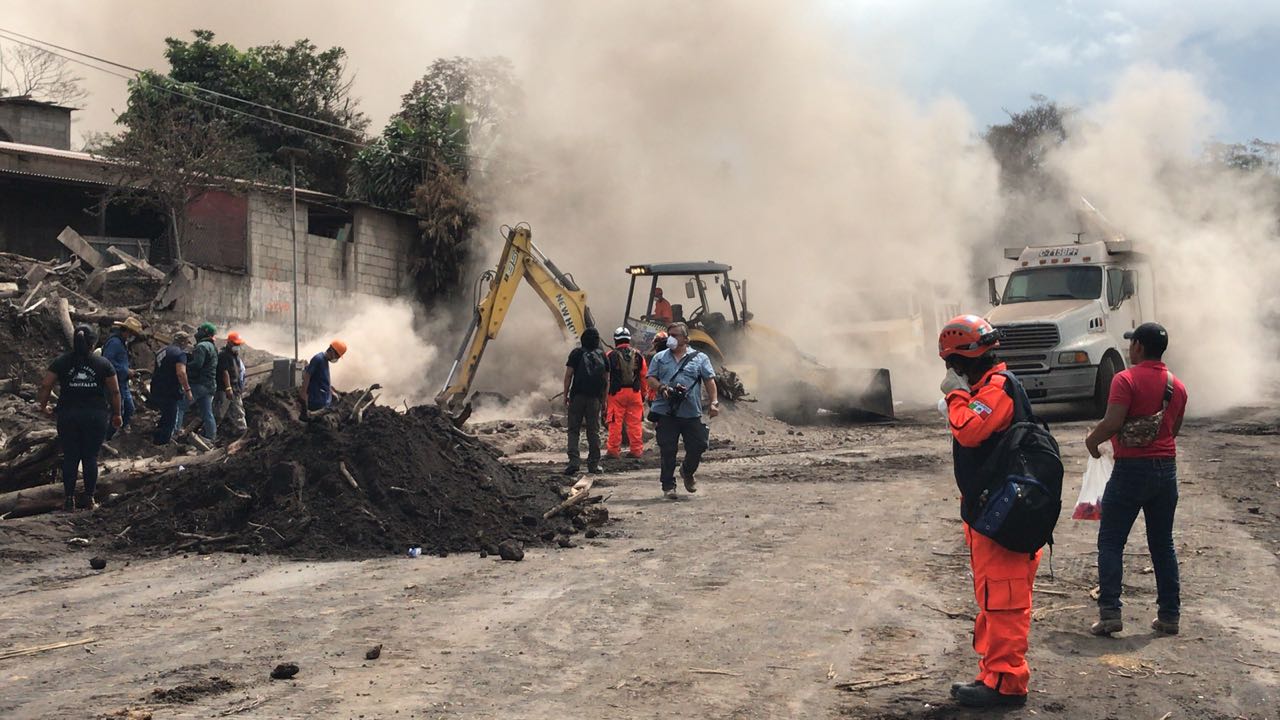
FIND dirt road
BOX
[2,408,1277,719]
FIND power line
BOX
[0,27,518,172]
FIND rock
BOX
[585,528,600,539]
[497,539,525,562]
[365,644,383,660]
[581,505,610,527]
[89,556,107,570]
[479,549,488,559]
[270,663,299,680]
[555,534,574,548]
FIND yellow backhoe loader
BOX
[435,223,595,425]
[620,262,894,422]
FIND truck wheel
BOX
[1091,355,1120,418]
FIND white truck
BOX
[985,237,1154,416]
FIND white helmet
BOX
[613,326,631,342]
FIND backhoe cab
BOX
[622,262,748,364]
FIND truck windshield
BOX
[1002,266,1102,304]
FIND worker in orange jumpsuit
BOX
[651,287,674,324]
[939,314,1041,709]
[606,327,648,458]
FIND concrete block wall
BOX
[353,206,412,297]
[0,104,72,150]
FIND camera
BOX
[665,383,689,415]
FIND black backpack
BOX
[580,348,607,384]
[970,372,1063,554]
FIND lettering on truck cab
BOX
[1038,247,1080,258]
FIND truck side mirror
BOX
[1122,270,1137,300]
[684,280,696,299]
[987,277,1001,306]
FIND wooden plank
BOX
[106,246,166,280]
[0,637,99,661]
[56,227,106,269]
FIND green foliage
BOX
[118,29,367,196]
[984,94,1072,195]
[1206,139,1280,175]
[351,57,521,305]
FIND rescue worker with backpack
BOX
[938,315,1063,709]
[563,326,608,475]
[606,327,648,459]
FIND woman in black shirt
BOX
[37,324,123,511]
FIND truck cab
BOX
[986,239,1153,415]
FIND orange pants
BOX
[964,523,1041,696]
[607,389,645,457]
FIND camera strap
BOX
[667,350,701,386]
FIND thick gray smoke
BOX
[1045,67,1280,413]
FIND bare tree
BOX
[0,44,88,106]
[90,87,270,263]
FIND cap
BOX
[112,316,145,335]
[172,331,192,345]
[329,339,348,357]
[197,321,217,339]
[1123,322,1168,355]
[226,331,245,346]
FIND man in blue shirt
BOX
[646,322,719,499]
[101,316,144,441]
[300,339,347,414]
[151,331,194,445]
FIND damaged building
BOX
[0,96,418,330]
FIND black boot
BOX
[953,682,1027,708]
[950,680,983,698]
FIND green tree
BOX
[352,57,521,304]
[983,94,1072,195]
[118,30,366,196]
[1206,139,1280,175]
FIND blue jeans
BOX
[1097,457,1180,619]
[189,386,217,441]
[105,388,134,441]
[153,396,183,445]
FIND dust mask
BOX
[666,336,679,349]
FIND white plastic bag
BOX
[1073,454,1113,520]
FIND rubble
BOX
[72,388,579,559]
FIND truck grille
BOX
[995,323,1060,351]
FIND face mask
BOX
[666,336,679,349]
[230,346,239,354]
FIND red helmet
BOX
[938,315,1000,359]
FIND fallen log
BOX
[543,488,598,520]
[55,297,74,349]
[0,428,57,463]
[0,448,227,518]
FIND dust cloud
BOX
[466,0,1005,409]
[235,297,446,407]
[1045,67,1280,413]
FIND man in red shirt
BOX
[939,315,1040,708]
[1085,322,1189,636]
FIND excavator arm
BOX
[436,224,595,424]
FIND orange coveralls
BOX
[947,365,1042,697]
[607,346,647,458]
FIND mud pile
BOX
[80,391,576,559]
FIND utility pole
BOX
[276,147,309,382]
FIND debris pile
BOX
[77,389,583,559]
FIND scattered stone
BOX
[497,539,525,562]
[89,556,107,570]
[365,644,383,660]
[585,528,600,539]
[555,535,574,548]
[270,663,300,680]
[479,549,488,558]
[581,505,609,526]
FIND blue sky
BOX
[830,0,1280,141]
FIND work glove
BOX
[940,369,969,397]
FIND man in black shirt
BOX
[563,327,608,475]
[37,324,123,511]
[151,331,195,445]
